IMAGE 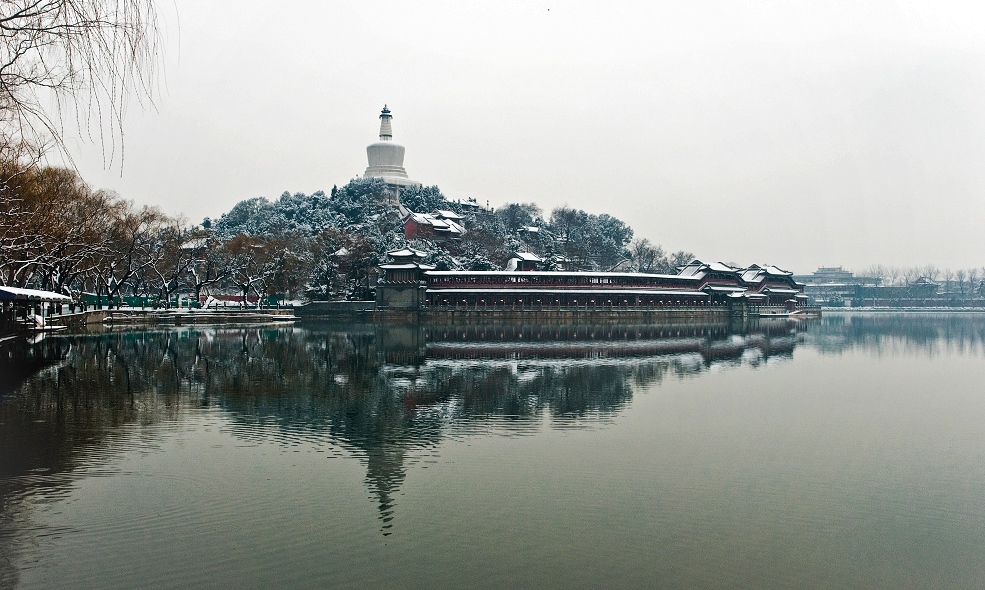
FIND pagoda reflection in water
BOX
[1,318,807,539]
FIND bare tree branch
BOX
[0,0,161,165]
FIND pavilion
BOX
[0,286,73,333]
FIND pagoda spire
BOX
[364,105,420,196]
[378,105,393,141]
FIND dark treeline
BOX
[1,163,693,304]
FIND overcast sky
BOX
[69,0,985,273]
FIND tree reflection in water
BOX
[806,313,985,356]
[1,318,805,546]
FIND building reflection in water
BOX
[1,318,807,543]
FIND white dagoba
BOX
[364,106,420,194]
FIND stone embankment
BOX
[295,301,377,318]
[50,309,296,329]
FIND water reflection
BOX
[4,313,985,587]
[13,313,983,544]
[807,312,985,356]
[385,320,803,420]
[0,319,808,542]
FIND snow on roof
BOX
[387,247,427,258]
[737,264,794,283]
[405,213,465,234]
[762,265,792,276]
[380,263,418,270]
[0,286,73,303]
[678,261,800,283]
[425,270,696,280]
[740,269,766,282]
[433,223,459,234]
[331,247,351,257]
[181,237,210,250]
[677,260,707,276]
[514,252,542,262]
[432,209,463,220]
[380,263,434,270]
[708,262,737,273]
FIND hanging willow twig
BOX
[0,0,162,166]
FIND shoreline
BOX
[822,307,985,313]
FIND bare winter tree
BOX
[955,269,967,296]
[669,250,695,271]
[91,200,166,308]
[858,264,887,284]
[886,266,902,287]
[145,216,194,308]
[0,164,112,289]
[187,237,228,305]
[628,238,665,273]
[0,0,161,162]
[942,268,954,293]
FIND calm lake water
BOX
[2,313,985,589]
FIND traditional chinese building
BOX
[504,252,542,272]
[376,248,433,310]
[402,210,466,242]
[376,255,808,314]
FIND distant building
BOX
[431,210,463,223]
[792,266,881,286]
[809,267,853,283]
[457,198,488,214]
[363,105,420,200]
[504,252,542,272]
[792,266,882,305]
[854,277,940,306]
[403,210,466,242]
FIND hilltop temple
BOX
[364,105,420,199]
